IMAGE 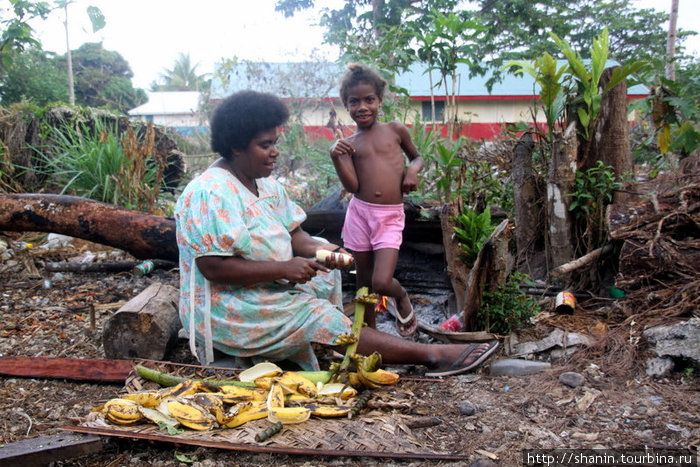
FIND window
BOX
[421,100,445,122]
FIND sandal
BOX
[424,341,500,377]
[394,299,418,337]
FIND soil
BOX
[0,236,697,466]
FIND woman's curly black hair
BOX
[210,90,290,159]
[339,64,387,106]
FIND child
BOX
[330,64,424,337]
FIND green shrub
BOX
[453,206,496,266]
[479,273,540,335]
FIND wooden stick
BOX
[549,244,614,277]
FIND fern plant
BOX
[452,206,496,266]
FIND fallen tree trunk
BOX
[102,282,181,360]
[0,356,133,382]
[0,193,177,261]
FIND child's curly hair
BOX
[339,64,387,105]
[210,90,289,158]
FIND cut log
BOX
[549,244,614,278]
[103,282,181,360]
[0,193,177,261]
[0,356,133,382]
[462,220,511,331]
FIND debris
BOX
[458,400,476,416]
[489,359,551,376]
[558,371,585,388]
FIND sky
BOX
[27,0,700,91]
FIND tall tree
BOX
[66,42,146,113]
[151,53,209,92]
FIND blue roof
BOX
[211,60,648,101]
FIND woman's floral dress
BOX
[175,167,352,370]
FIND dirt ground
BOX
[0,237,698,466]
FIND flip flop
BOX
[424,341,500,377]
[395,299,418,337]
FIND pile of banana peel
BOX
[95,355,400,433]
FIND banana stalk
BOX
[135,365,256,388]
[332,287,378,381]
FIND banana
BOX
[102,398,144,425]
[266,382,285,409]
[218,386,268,404]
[138,406,180,428]
[317,382,358,400]
[222,400,268,428]
[362,368,400,386]
[238,361,283,382]
[267,406,311,424]
[120,390,162,408]
[274,371,318,398]
[158,379,210,399]
[305,404,352,418]
[315,249,354,267]
[166,398,216,431]
[252,376,274,390]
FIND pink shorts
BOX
[342,197,405,251]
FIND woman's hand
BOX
[282,257,329,284]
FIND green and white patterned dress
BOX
[175,167,352,370]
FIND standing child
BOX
[330,64,424,337]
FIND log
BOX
[103,282,181,360]
[0,193,177,261]
[0,356,133,382]
[0,433,103,466]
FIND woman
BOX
[174,90,498,376]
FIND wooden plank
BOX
[0,357,133,383]
[0,432,103,466]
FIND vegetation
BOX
[36,118,166,213]
[479,273,540,335]
[151,53,210,92]
[452,206,496,266]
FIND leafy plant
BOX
[549,27,648,141]
[38,118,166,213]
[452,206,496,266]
[422,135,466,203]
[566,160,626,250]
[504,52,568,137]
[479,273,540,335]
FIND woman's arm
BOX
[196,253,327,286]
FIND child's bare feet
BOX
[425,342,500,377]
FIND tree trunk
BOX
[666,0,679,81]
[512,132,540,274]
[102,282,181,360]
[0,193,177,261]
[462,220,511,331]
[587,67,634,204]
[546,122,577,272]
[440,201,467,311]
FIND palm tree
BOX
[153,53,209,91]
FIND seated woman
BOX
[174,90,498,377]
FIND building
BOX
[210,61,649,141]
[128,91,206,135]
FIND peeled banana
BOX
[101,398,145,425]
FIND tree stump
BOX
[103,282,181,360]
